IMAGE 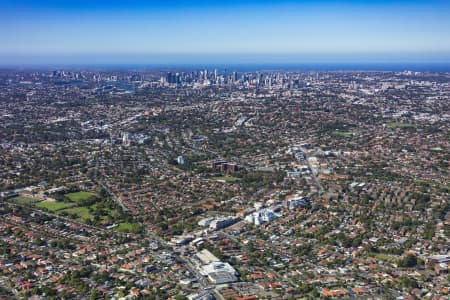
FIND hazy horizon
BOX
[2,53,450,72]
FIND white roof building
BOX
[245,208,277,225]
[208,271,237,284]
[196,249,220,265]
[200,262,237,276]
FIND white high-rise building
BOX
[177,156,185,165]
[122,132,131,146]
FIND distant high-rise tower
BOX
[232,71,238,82]
[256,72,262,86]
[166,72,172,84]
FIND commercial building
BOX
[209,216,238,230]
[245,209,277,226]
[196,249,220,265]
[208,271,238,284]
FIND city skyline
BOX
[2,0,450,66]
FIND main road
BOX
[299,147,324,195]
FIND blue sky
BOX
[1,0,450,64]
